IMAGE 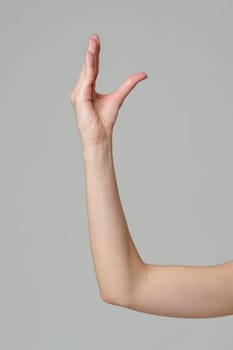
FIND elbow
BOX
[100,290,130,307]
[101,292,117,305]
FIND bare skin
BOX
[69,34,233,318]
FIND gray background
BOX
[2,0,233,348]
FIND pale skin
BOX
[69,33,233,318]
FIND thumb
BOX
[112,72,148,107]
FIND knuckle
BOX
[126,77,132,85]
[70,88,82,103]
[73,92,82,105]
[69,92,74,101]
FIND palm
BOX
[70,34,148,145]
[74,88,120,145]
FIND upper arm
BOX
[125,260,233,318]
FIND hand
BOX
[69,33,148,147]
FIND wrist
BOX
[82,136,113,165]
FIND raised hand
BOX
[69,34,148,147]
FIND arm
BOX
[82,138,233,319]
[128,260,233,318]
[84,142,233,319]
[82,137,147,306]
[82,130,233,318]
[70,34,233,318]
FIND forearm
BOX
[82,137,146,306]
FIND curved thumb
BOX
[112,72,148,107]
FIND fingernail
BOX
[91,33,99,40]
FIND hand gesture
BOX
[69,34,148,147]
